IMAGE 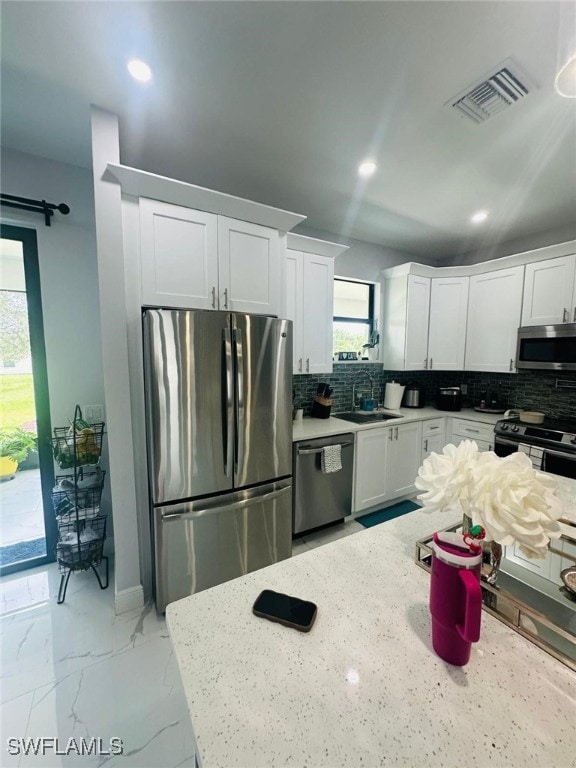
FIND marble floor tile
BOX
[0,689,34,768]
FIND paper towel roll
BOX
[384,382,405,410]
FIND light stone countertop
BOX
[292,406,503,442]
[166,505,576,768]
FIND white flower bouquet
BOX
[415,440,563,558]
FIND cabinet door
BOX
[140,199,218,309]
[285,249,304,374]
[464,267,524,373]
[405,276,430,370]
[386,421,423,498]
[218,217,281,315]
[521,255,576,325]
[301,253,334,374]
[428,277,469,370]
[422,433,446,462]
[353,428,389,512]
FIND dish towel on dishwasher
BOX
[321,444,342,474]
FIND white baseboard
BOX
[115,584,145,614]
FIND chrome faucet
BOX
[352,372,374,410]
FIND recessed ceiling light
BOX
[127,59,152,83]
[358,160,377,178]
[555,54,576,98]
[471,210,489,224]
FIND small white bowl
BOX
[519,411,545,424]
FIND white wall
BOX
[0,146,112,536]
[291,224,426,280]
[0,147,105,425]
[445,224,576,266]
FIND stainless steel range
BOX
[494,417,576,479]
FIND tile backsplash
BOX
[293,367,576,421]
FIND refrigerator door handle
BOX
[222,326,234,477]
[161,483,291,521]
[234,327,245,477]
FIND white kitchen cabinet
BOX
[354,421,422,511]
[386,421,423,498]
[521,255,576,326]
[427,277,469,370]
[422,418,446,462]
[383,273,468,371]
[286,235,348,375]
[353,427,390,511]
[286,249,334,374]
[405,276,431,370]
[140,199,282,314]
[140,198,218,309]
[450,417,495,451]
[464,266,524,373]
[217,216,281,315]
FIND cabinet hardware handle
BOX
[389,429,393,441]
[224,288,229,309]
[211,286,216,308]
[573,306,576,323]
[429,426,439,430]
[430,358,433,370]
[394,427,399,440]
[509,358,514,372]
[563,307,569,323]
[298,358,303,373]
[306,358,310,373]
[424,439,428,451]
[424,358,428,369]
[465,428,480,433]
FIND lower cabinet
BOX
[354,421,423,512]
[449,418,495,452]
[421,418,446,462]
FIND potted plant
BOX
[0,428,38,481]
[362,322,380,361]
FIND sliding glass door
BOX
[0,225,55,575]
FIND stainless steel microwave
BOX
[516,324,576,371]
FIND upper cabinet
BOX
[521,255,576,326]
[286,234,348,375]
[140,199,282,315]
[382,273,468,371]
[140,199,219,310]
[428,276,469,370]
[465,266,524,373]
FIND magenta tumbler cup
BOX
[429,531,483,666]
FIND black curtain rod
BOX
[0,193,70,227]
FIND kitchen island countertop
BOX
[292,406,503,441]
[166,505,576,768]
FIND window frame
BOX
[333,277,376,338]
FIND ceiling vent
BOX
[448,59,533,125]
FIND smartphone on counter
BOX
[252,589,317,632]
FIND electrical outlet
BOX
[461,384,468,395]
[83,404,105,423]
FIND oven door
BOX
[495,436,576,479]
[541,446,576,480]
[494,436,521,459]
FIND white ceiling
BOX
[1,1,575,259]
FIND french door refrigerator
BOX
[143,308,293,612]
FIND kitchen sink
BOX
[335,411,402,424]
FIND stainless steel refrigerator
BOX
[143,308,293,612]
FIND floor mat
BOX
[356,500,421,528]
[0,537,46,566]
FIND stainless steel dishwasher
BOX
[293,433,354,535]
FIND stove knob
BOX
[570,436,576,445]
[511,425,520,433]
[501,423,508,431]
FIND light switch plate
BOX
[83,404,105,423]
[460,384,468,395]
